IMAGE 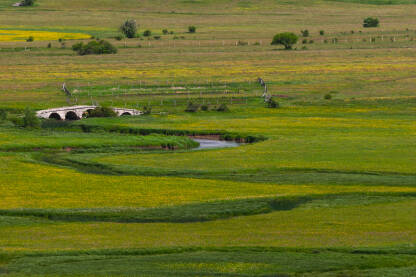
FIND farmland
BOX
[0,0,416,276]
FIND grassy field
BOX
[0,0,415,276]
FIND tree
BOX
[23,107,40,128]
[143,30,152,37]
[271,32,298,50]
[363,17,379,28]
[120,19,138,38]
[188,26,196,33]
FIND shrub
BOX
[72,40,117,55]
[302,39,307,44]
[23,107,40,128]
[185,102,200,112]
[143,30,152,37]
[271,32,298,50]
[266,98,279,108]
[26,36,34,42]
[301,29,309,37]
[188,26,196,33]
[324,93,332,100]
[319,30,325,36]
[115,35,124,41]
[153,36,161,40]
[216,104,229,112]
[20,0,35,6]
[363,17,379,28]
[309,40,314,44]
[47,42,52,48]
[86,106,117,118]
[162,29,169,35]
[237,40,248,46]
[201,104,209,111]
[120,19,138,38]
[142,106,152,115]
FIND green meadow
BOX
[0,0,415,276]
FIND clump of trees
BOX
[72,40,117,55]
[271,32,298,50]
[86,107,117,118]
[363,17,379,28]
[120,19,138,38]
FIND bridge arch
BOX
[121,112,132,116]
[65,111,80,120]
[49,113,62,120]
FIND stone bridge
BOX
[36,106,142,120]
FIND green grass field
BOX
[0,0,415,276]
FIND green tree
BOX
[120,19,138,38]
[143,30,152,37]
[271,32,298,50]
[363,17,379,28]
[188,26,196,33]
[23,108,40,128]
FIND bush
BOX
[201,104,209,111]
[324,93,332,100]
[319,30,325,36]
[47,42,52,48]
[188,26,196,33]
[266,98,279,108]
[86,107,117,118]
[143,30,152,37]
[185,102,200,113]
[120,19,138,38]
[115,35,124,41]
[72,40,117,55]
[302,39,307,44]
[216,104,229,112]
[363,17,379,28]
[271,32,298,50]
[26,36,34,42]
[162,29,169,35]
[301,29,309,37]
[142,106,152,115]
[23,108,40,128]
[20,0,35,6]
[309,40,314,44]
[153,36,161,40]
[237,40,248,46]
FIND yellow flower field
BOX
[0,29,90,41]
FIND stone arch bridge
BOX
[36,106,142,120]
